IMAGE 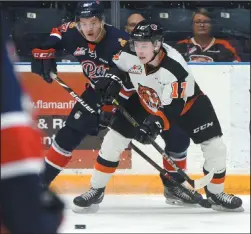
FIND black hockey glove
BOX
[94,75,122,104]
[31,48,57,83]
[98,104,117,129]
[135,115,164,144]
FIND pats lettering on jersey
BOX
[81,60,109,79]
[47,23,129,83]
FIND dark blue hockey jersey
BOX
[34,21,135,98]
[43,22,128,77]
[1,21,63,234]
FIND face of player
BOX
[79,17,103,42]
[125,14,145,33]
[134,41,155,64]
[193,14,212,37]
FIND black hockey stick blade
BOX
[130,142,212,208]
[112,99,214,189]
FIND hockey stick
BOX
[48,73,213,189]
[49,72,96,114]
[130,142,211,208]
[112,100,215,190]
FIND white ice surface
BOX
[58,195,250,233]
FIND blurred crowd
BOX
[1,1,250,62]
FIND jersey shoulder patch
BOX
[106,25,129,46]
[58,22,74,33]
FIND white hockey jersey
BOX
[112,43,202,130]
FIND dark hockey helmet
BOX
[129,20,164,52]
[75,1,104,20]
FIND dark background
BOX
[1,1,250,61]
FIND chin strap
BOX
[92,23,106,43]
[146,45,163,65]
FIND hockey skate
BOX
[160,173,203,207]
[72,187,105,213]
[205,187,244,212]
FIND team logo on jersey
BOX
[74,47,97,58]
[150,24,158,30]
[81,60,109,79]
[128,65,142,74]
[58,22,71,32]
[138,84,161,110]
[189,54,213,62]
[74,47,88,56]
[113,50,122,60]
[118,38,127,47]
[88,49,97,59]
[188,46,197,54]
[74,110,82,119]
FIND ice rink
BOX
[58,194,250,233]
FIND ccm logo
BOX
[33,52,55,59]
[193,122,213,133]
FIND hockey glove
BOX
[31,48,57,83]
[135,115,164,144]
[98,104,117,129]
[94,76,122,103]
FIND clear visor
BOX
[78,19,101,30]
[129,39,160,52]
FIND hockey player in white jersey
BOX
[73,20,243,212]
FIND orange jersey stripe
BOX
[211,177,225,184]
[176,39,190,44]
[180,94,202,116]
[214,39,241,61]
[94,162,117,173]
[50,27,62,38]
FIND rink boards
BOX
[16,62,250,194]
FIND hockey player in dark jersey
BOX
[31,1,191,210]
[73,20,244,212]
[1,18,63,234]
[32,0,201,212]
[31,1,130,189]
